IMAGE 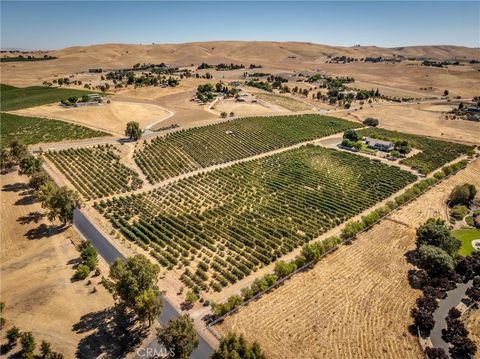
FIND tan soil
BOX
[0,171,114,358]
[216,160,480,359]
[12,100,170,136]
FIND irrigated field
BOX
[0,84,96,111]
[358,128,473,174]
[0,113,108,148]
[45,145,143,200]
[216,159,480,359]
[97,145,416,294]
[134,114,361,183]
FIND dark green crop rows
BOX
[97,145,416,293]
[0,84,96,111]
[358,128,473,174]
[0,113,108,148]
[134,114,361,183]
[46,145,143,200]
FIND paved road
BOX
[429,279,474,353]
[73,209,214,359]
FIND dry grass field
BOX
[343,103,480,145]
[465,308,480,353]
[254,92,313,112]
[12,100,171,135]
[216,159,480,359]
[0,171,114,357]
[213,97,289,116]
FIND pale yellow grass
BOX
[12,100,170,135]
[344,104,480,144]
[0,171,114,358]
[213,98,289,116]
[254,92,313,112]
[216,160,480,359]
[465,308,480,352]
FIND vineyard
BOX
[45,145,143,200]
[0,84,96,111]
[96,145,416,293]
[0,113,108,148]
[134,114,361,183]
[358,128,473,174]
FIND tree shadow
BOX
[1,182,29,193]
[14,194,36,206]
[17,211,45,224]
[73,306,148,359]
[404,249,419,266]
[25,223,67,240]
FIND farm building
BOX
[365,137,394,152]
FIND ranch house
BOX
[365,137,395,152]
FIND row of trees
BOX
[409,215,480,358]
[1,140,82,225]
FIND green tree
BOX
[125,121,142,141]
[36,184,82,225]
[273,260,297,278]
[416,218,460,257]
[19,155,42,176]
[9,140,28,162]
[40,340,52,358]
[74,264,90,280]
[444,89,449,96]
[157,314,199,359]
[134,287,163,327]
[20,331,36,358]
[28,171,49,190]
[418,245,454,276]
[343,129,359,142]
[449,183,477,205]
[6,326,20,346]
[210,332,266,359]
[103,255,162,322]
[220,112,228,118]
[185,291,199,305]
[78,241,98,270]
[362,117,379,127]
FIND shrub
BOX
[74,264,91,280]
[450,205,469,220]
[363,117,379,127]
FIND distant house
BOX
[229,81,241,87]
[365,137,394,152]
[236,97,245,102]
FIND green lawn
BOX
[0,84,97,111]
[452,228,480,256]
[0,113,109,147]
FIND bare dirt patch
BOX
[216,160,480,359]
[0,171,114,358]
[12,100,170,135]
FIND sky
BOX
[1,1,479,50]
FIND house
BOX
[86,93,102,101]
[229,81,241,87]
[365,137,394,152]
